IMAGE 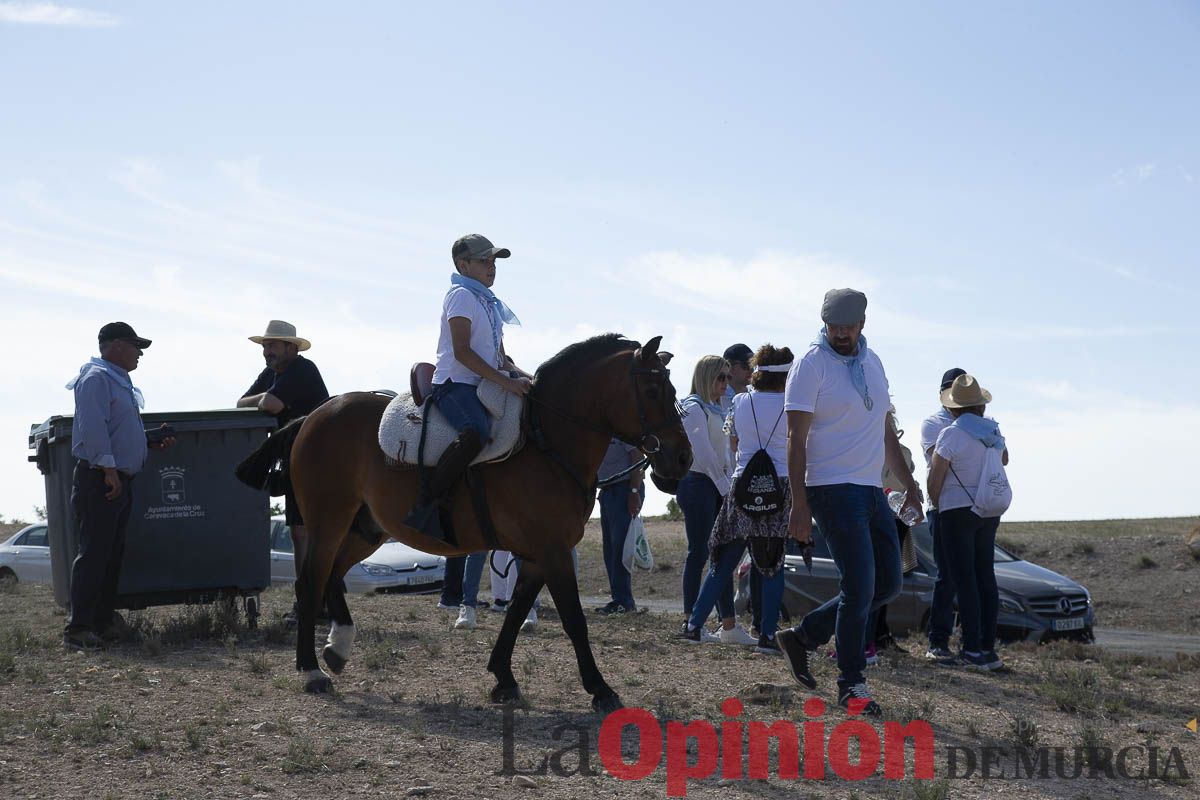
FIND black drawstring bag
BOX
[732,395,785,518]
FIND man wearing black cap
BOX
[774,289,923,716]
[920,368,966,660]
[63,322,174,650]
[720,343,754,415]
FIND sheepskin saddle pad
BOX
[378,379,524,466]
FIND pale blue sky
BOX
[2,2,1197,521]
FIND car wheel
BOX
[0,568,17,589]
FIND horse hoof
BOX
[304,675,333,694]
[322,646,347,675]
[592,692,624,715]
[491,684,522,705]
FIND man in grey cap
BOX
[403,234,531,542]
[775,289,924,716]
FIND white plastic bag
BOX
[622,515,654,572]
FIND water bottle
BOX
[887,488,922,527]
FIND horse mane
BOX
[534,333,638,386]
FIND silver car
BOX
[735,521,1095,644]
[0,524,52,586]
[269,517,445,595]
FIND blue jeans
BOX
[690,541,785,637]
[430,380,491,440]
[440,552,489,608]
[599,483,636,609]
[938,508,1000,653]
[926,509,957,648]
[677,471,732,620]
[793,484,903,687]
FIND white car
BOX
[269,517,445,594]
[0,524,52,585]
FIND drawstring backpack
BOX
[732,395,786,518]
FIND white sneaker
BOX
[718,624,758,647]
[453,605,476,630]
[521,608,538,631]
[700,627,720,643]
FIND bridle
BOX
[525,350,681,495]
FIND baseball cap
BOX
[722,343,753,365]
[451,234,511,263]
[98,322,152,349]
[940,368,967,391]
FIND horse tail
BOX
[234,416,307,491]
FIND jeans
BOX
[793,483,903,687]
[690,541,785,637]
[440,555,465,606]
[677,471,732,620]
[938,508,1000,653]
[460,551,487,608]
[68,463,133,633]
[599,483,636,609]
[430,380,492,440]
[926,509,957,648]
[440,551,489,607]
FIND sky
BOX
[1,1,1198,523]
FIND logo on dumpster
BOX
[161,469,186,504]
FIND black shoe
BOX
[925,644,954,660]
[64,630,105,651]
[402,503,447,540]
[754,633,782,656]
[776,628,816,689]
[837,682,882,717]
[677,625,702,644]
[597,602,634,615]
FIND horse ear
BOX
[637,336,663,363]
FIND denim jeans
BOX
[938,508,1000,653]
[440,555,465,606]
[793,483,903,687]
[599,483,636,609]
[68,463,133,633]
[460,551,488,608]
[430,380,492,440]
[689,540,785,637]
[677,471,732,619]
[926,509,958,648]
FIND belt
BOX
[76,460,134,480]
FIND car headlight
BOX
[999,595,1024,614]
[361,563,394,576]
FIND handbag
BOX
[622,515,654,572]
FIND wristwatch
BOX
[630,487,639,495]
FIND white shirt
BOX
[432,286,501,386]
[783,344,890,487]
[933,424,987,511]
[920,408,954,469]
[682,397,732,495]
[729,390,788,479]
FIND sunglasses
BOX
[716,373,730,381]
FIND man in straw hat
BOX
[238,320,330,625]
[775,288,924,717]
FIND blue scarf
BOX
[951,412,1006,450]
[683,393,723,420]
[450,273,520,355]
[66,357,145,409]
[812,328,873,410]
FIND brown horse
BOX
[236,334,691,712]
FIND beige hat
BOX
[249,320,311,351]
[940,374,992,408]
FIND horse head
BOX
[618,335,692,479]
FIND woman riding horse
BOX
[237,333,691,712]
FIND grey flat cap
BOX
[821,288,868,325]
[451,233,511,263]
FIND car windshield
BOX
[908,522,1018,564]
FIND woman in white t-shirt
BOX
[681,344,795,654]
[676,354,746,642]
[926,374,1010,672]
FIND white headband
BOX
[754,362,793,373]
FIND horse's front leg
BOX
[487,560,544,705]
[540,546,622,714]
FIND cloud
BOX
[1111,162,1157,186]
[0,2,117,26]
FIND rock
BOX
[384,760,403,769]
[406,788,434,796]
[738,682,794,706]
[250,721,277,733]
[511,775,538,788]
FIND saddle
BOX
[378,363,525,467]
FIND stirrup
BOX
[402,503,447,541]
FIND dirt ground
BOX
[1,517,1197,799]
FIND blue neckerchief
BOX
[951,412,1005,450]
[66,357,145,409]
[812,328,873,410]
[683,393,724,419]
[450,273,520,358]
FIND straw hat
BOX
[248,320,311,351]
[940,374,992,408]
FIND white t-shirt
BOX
[783,344,890,487]
[933,424,988,511]
[920,408,954,469]
[729,390,788,479]
[432,285,501,386]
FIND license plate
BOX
[1053,617,1086,632]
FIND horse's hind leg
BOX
[486,560,545,705]
[541,546,622,714]
[321,574,354,676]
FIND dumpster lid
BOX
[29,408,277,448]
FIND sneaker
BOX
[488,600,509,614]
[925,645,954,660]
[960,651,994,671]
[599,602,635,615]
[453,605,477,630]
[754,633,782,656]
[437,600,459,611]
[718,624,758,647]
[678,625,703,644]
[776,628,817,689]
[864,643,879,666]
[837,682,882,717]
[982,650,1005,671]
[64,630,105,651]
[521,608,537,631]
